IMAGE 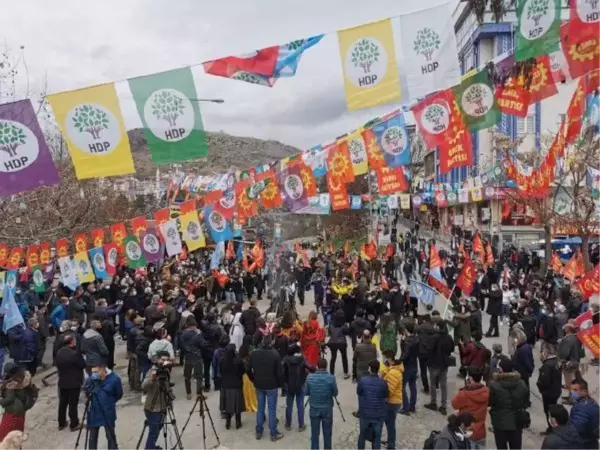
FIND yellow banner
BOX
[399,193,411,210]
[48,84,135,180]
[345,129,368,176]
[180,211,206,252]
[74,252,95,284]
[338,19,401,111]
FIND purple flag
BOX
[279,166,309,212]
[0,100,59,196]
[140,228,164,263]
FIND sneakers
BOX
[398,410,410,416]
[298,425,306,432]
[343,374,351,380]
[271,433,284,442]
[285,424,291,431]
[186,393,192,400]
[352,411,360,418]
[438,406,447,415]
[424,403,438,411]
[58,425,68,431]
[255,432,263,440]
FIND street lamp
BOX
[189,98,225,103]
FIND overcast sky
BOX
[3,0,458,150]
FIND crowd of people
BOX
[0,219,596,450]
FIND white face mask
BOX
[463,430,473,438]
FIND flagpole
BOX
[442,284,457,320]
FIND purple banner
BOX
[0,100,59,196]
[279,166,309,212]
[140,229,164,263]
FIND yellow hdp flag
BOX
[338,19,401,111]
[74,252,95,284]
[180,211,206,252]
[48,84,135,180]
[461,68,478,82]
[345,129,368,176]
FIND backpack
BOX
[22,384,39,411]
[423,430,440,449]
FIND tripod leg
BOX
[201,396,221,447]
[134,422,148,450]
[74,396,91,449]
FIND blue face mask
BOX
[569,391,581,402]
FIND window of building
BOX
[424,151,435,178]
[517,105,536,136]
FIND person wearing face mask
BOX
[485,284,502,338]
[433,412,475,449]
[536,344,562,435]
[541,404,585,449]
[451,367,489,449]
[51,297,69,333]
[567,378,599,449]
[557,324,582,403]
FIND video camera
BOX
[154,361,173,383]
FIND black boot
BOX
[225,414,232,430]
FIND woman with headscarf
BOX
[300,311,324,368]
[0,364,33,441]
[219,344,245,429]
[229,304,244,351]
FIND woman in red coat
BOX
[300,311,324,368]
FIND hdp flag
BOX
[280,166,309,212]
[453,69,500,131]
[74,252,95,284]
[58,256,79,291]
[516,0,560,61]
[31,265,46,293]
[89,247,109,280]
[128,67,208,164]
[211,241,225,270]
[343,130,369,176]
[4,271,17,298]
[1,283,24,333]
[123,235,147,269]
[410,281,437,307]
[204,205,233,243]
[0,99,59,196]
[159,220,183,257]
[180,211,206,252]
[373,112,411,167]
[47,84,135,179]
[140,229,163,264]
[351,195,363,210]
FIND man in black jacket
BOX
[282,342,315,432]
[512,333,534,389]
[240,300,261,337]
[248,334,284,441]
[55,334,86,431]
[416,314,437,395]
[424,318,454,415]
[400,321,419,414]
[541,405,585,449]
[537,345,562,434]
[180,316,207,399]
[200,313,222,392]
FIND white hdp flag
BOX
[58,256,79,291]
[398,2,461,99]
[159,219,183,257]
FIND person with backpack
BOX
[282,342,315,432]
[0,363,37,441]
[429,412,475,449]
[542,404,585,449]
[327,309,350,378]
[459,333,490,378]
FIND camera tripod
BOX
[135,376,183,450]
[179,393,220,450]
[75,387,117,449]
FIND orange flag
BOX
[456,256,475,296]
[472,233,485,262]
[91,229,105,248]
[74,232,88,253]
[563,250,585,282]
[486,243,495,266]
[0,243,8,268]
[458,241,466,259]
[242,250,249,271]
[56,238,69,258]
[26,245,39,270]
[298,162,317,197]
[550,251,563,273]
[130,217,148,239]
[110,222,127,248]
[385,243,396,259]
[365,239,378,260]
[380,274,389,290]
[576,265,600,300]
[328,243,334,254]
[6,247,23,270]
[226,241,235,260]
[39,242,51,265]
[328,141,355,184]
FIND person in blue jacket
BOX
[17,317,40,376]
[83,363,123,450]
[357,360,389,450]
[51,297,69,331]
[568,378,599,449]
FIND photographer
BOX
[142,350,175,450]
[83,364,123,450]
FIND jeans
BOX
[310,408,333,450]
[183,356,203,395]
[285,392,304,428]
[256,388,278,437]
[358,418,383,450]
[225,291,235,303]
[58,387,80,428]
[418,357,429,392]
[384,404,401,449]
[402,369,417,411]
[139,358,151,384]
[144,410,165,450]
[429,367,448,408]
[469,438,486,449]
[88,426,118,450]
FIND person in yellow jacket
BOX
[380,350,404,450]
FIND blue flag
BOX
[373,113,411,168]
[1,283,24,333]
[211,241,225,270]
[4,270,17,298]
[351,195,363,210]
[410,281,436,307]
[236,241,243,261]
[204,206,233,243]
[274,35,324,78]
[89,247,109,280]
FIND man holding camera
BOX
[83,364,123,450]
[142,350,175,450]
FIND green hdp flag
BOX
[515,0,560,62]
[31,265,46,293]
[123,235,147,269]
[453,70,500,132]
[128,67,207,164]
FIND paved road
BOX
[24,291,599,449]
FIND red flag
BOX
[429,244,443,270]
[575,311,600,358]
[110,222,127,248]
[375,166,409,195]
[550,251,563,273]
[212,269,230,288]
[202,46,279,78]
[226,241,235,260]
[365,239,378,261]
[412,89,454,149]
[26,245,39,270]
[130,216,148,239]
[563,250,585,282]
[6,247,23,270]
[385,243,396,259]
[576,265,600,300]
[456,257,475,296]
[362,129,386,170]
[90,228,105,248]
[327,174,350,211]
[380,274,389,290]
[256,171,283,209]
[56,238,69,258]
[0,243,8,268]
[179,200,196,215]
[203,190,224,206]
[565,77,588,144]
[328,142,355,184]
[328,243,334,254]
[73,232,88,254]
[561,21,599,79]
[252,241,265,268]
[236,185,258,223]
[495,77,531,118]
[472,234,485,262]
[486,243,495,266]
[458,241,466,259]
[569,0,600,42]
[438,97,473,175]
[39,242,51,265]
[524,55,558,103]
[298,162,317,197]
[104,243,118,276]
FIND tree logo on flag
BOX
[522,0,555,40]
[209,210,226,233]
[126,241,142,261]
[284,174,304,200]
[143,234,159,254]
[66,103,121,155]
[33,270,43,287]
[381,126,407,154]
[186,220,200,240]
[93,253,106,271]
[413,28,441,62]
[144,89,194,142]
[78,259,90,275]
[421,103,450,134]
[576,0,599,23]
[447,191,457,203]
[6,272,15,289]
[461,83,494,117]
[0,121,39,173]
[219,192,236,210]
[348,139,366,164]
[107,247,118,267]
[231,71,266,85]
[345,38,387,88]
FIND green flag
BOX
[515,0,560,61]
[128,67,207,164]
[453,70,500,132]
[123,235,147,269]
[32,266,46,293]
